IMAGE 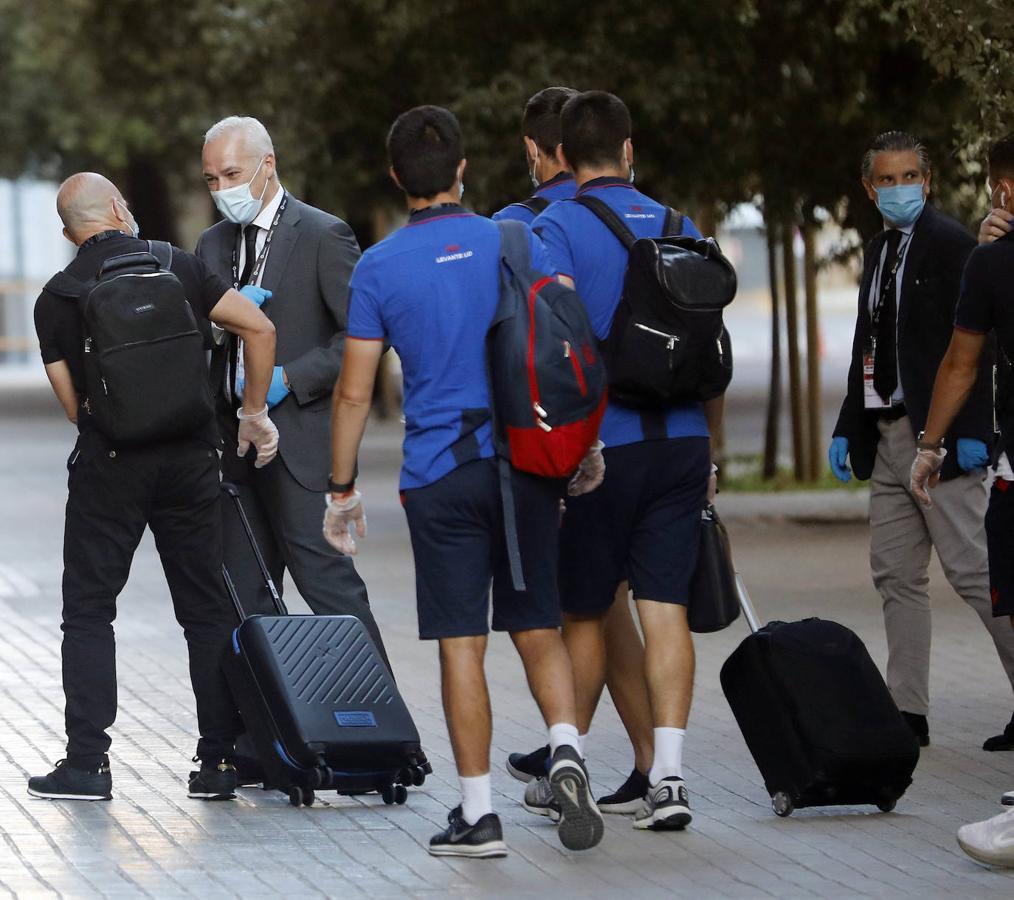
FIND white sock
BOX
[459,773,493,826]
[548,722,581,757]
[578,732,589,759]
[648,727,685,785]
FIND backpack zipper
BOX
[527,277,555,431]
[564,341,588,397]
[634,322,680,350]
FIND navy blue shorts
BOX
[986,478,1014,618]
[402,459,565,640]
[558,437,710,615]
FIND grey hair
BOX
[861,131,931,180]
[204,116,275,159]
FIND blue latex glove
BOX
[235,366,290,408]
[239,285,272,308]
[828,436,851,483]
[957,438,989,472]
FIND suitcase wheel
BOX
[772,792,794,817]
[877,799,897,813]
[381,783,396,805]
[411,766,426,787]
[380,783,408,805]
[288,786,314,807]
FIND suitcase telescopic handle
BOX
[221,481,287,617]
[222,563,247,622]
[735,573,762,634]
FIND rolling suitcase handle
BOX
[735,573,762,634]
[221,481,287,618]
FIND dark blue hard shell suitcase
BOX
[220,483,429,807]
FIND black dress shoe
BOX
[983,712,1014,751]
[902,711,930,747]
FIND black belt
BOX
[879,403,907,421]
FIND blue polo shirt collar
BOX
[576,176,635,194]
[534,171,575,195]
[407,203,474,225]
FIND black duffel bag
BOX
[688,504,740,633]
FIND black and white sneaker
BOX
[428,806,508,858]
[522,776,561,822]
[27,759,112,801]
[506,744,549,783]
[597,768,649,814]
[187,759,237,800]
[548,745,603,851]
[633,776,692,831]
[1001,789,1014,807]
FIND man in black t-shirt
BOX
[912,135,1014,757]
[28,172,279,802]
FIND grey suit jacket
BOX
[196,193,361,491]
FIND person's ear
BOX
[457,158,467,183]
[922,170,932,196]
[862,177,877,204]
[523,136,539,168]
[62,226,76,246]
[624,138,634,167]
[559,147,573,175]
[262,153,276,183]
[388,166,404,191]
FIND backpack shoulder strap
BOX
[495,218,533,273]
[663,207,685,238]
[43,270,87,300]
[574,195,636,250]
[519,196,550,216]
[147,239,174,270]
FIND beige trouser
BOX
[869,416,1014,716]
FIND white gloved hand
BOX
[707,463,719,504]
[323,491,367,555]
[910,447,947,508]
[236,405,279,469]
[567,440,605,496]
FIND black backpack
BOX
[576,196,736,408]
[45,241,214,444]
[518,196,550,217]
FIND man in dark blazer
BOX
[830,131,1014,748]
[197,116,391,672]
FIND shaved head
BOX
[57,172,125,237]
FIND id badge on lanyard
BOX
[863,337,891,409]
[229,192,287,401]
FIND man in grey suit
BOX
[197,115,391,671]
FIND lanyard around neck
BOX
[231,191,288,288]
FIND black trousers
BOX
[62,432,241,768]
[220,450,392,673]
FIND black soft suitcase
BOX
[720,578,919,817]
[220,482,429,807]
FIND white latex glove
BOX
[910,447,947,508]
[323,491,367,555]
[236,405,279,469]
[707,463,719,504]
[567,440,605,496]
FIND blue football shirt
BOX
[492,172,577,225]
[348,205,555,489]
[533,177,709,448]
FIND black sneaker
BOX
[597,768,650,814]
[27,759,112,801]
[633,776,692,831]
[983,712,1014,751]
[187,759,237,800]
[548,745,603,852]
[428,805,507,858]
[902,712,930,747]
[506,744,549,783]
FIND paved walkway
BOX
[1,395,1013,898]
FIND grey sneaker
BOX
[523,776,560,822]
[547,745,603,851]
[633,777,692,831]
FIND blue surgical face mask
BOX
[211,157,268,225]
[875,182,926,228]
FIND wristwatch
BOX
[916,431,945,451]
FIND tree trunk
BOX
[762,217,782,480]
[124,154,180,246]
[802,216,821,482]
[782,223,805,481]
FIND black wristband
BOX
[328,460,359,494]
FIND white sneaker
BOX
[633,777,692,831]
[957,808,1014,867]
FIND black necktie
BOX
[229,224,260,404]
[873,228,903,402]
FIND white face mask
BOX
[211,157,269,225]
[114,198,139,238]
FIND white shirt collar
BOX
[252,182,285,230]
